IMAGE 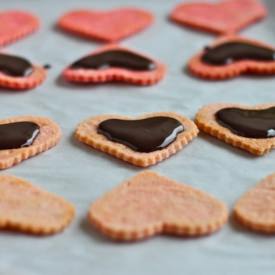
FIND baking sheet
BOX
[1,0,275,274]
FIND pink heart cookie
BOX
[88,171,228,241]
[62,44,166,86]
[58,7,154,42]
[0,10,39,47]
[170,0,267,35]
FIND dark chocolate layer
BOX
[98,116,184,152]
[0,53,33,77]
[216,107,275,138]
[0,121,40,150]
[202,41,275,66]
[70,49,156,71]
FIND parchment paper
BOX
[1,0,275,274]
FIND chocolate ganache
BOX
[202,41,275,66]
[0,53,33,77]
[0,122,40,150]
[70,49,156,71]
[216,107,275,138]
[98,116,184,152]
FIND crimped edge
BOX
[88,211,228,241]
[62,44,166,86]
[195,103,275,155]
[188,36,275,80]
[233,210,275,234]
[75,112,199,167]
[0,65,46,90]
[0,115,61,169]
[0,174,75,235]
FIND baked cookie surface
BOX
[58,7,153,42]
[0,174,75,235]
[234,173,275,234]
[0,115,61,169]
[88,171,228,241]
[0,10,39,47]
[170,0,266,35]
[75,112,198,167]
[195,103,275,155]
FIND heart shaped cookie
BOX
[0,52,46,90]
[88,171,228,241]
[63,44,165,86]
[188,36,275,80]
[75,112,198,167]
[0,174,75,235]
[0,10,39,47]
[234,173,275,233]
[170,0,266,35]
[58,8,153,42]
[195,103,275,155]
[0,115,61,169]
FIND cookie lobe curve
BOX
[234,173,275,233]
[0,174,75,235]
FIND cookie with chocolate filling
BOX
[0,10,39,47]
[75,112,198,167]
[188,36,275,80]
[195,103,275,155]
[58,7,153,42]
[63,45,166,86]
[234,173,275,234]
[0,53,46,90]
[0,174,75,235]
[0,115,61,169]
[88,171,228,241]
[170,0,266,35]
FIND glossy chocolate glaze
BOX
[98,116,184,152]
[70,49,156,71]
[0,121,40,150]
[202,41,275,66]
[216,107,275,138]
[0,53,33,77]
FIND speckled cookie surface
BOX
[0,10,39,47]
[88,171,228,241]
[58,7,153,42]
[0,174,75,235]
[234,173,275,233]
